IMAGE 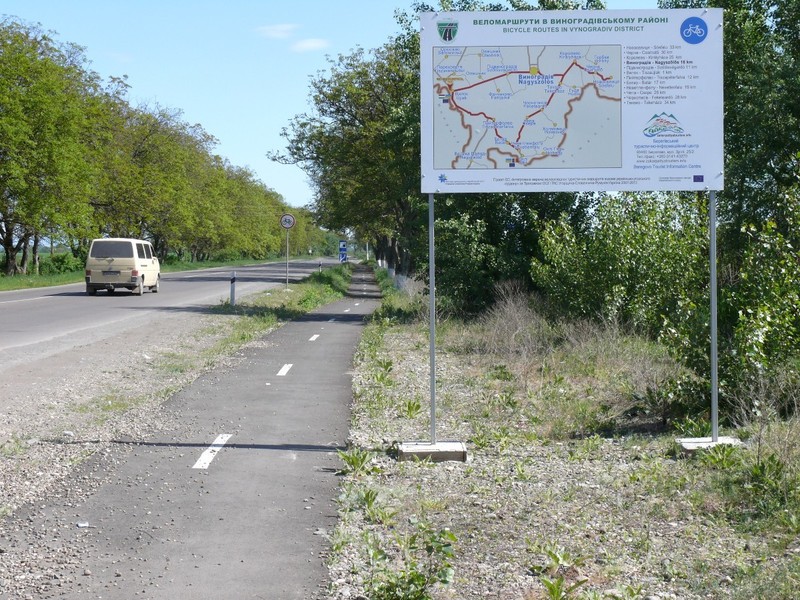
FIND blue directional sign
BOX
[339,240,347,262]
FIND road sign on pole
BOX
[281,214,295,289]
[280,214,296,229]
[339,240,347,263]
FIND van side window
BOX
[144,244,153,259]
[137,243,146,259]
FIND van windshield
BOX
[90,241,134,258]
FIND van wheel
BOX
[151,277,160,293]
[86,285,97,295]
[135,280,144,296]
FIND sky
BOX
[2,0,657,208]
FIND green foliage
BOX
[540,576,587,600]
[487,364,514,381]
[371,268,426,323]
[530,192,706,336]
[742,453,794,516]
[729,219,800,381]
[364,525,456,600]
[423,214,500,314]
[698,443,743,470]
[529,541,588,578]
[295,265,352,310]
[673,415,712,438]
[400,396,424,419]
[272,36,423,277]
[0,19,96,274]
[336,447,381,476]
[38,252,83,275]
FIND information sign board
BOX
[420,9,723,193]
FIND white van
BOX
[85,238,161,295]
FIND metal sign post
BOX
[280,214,295,290]
[428,193,437,445]
[710,191,719,442]
[397,190,468,461]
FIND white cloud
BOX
[256,24,299,39]
[290,38,330,52]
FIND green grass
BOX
[0,270,85,290]
[74,393,142,425]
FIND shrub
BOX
[39,252,83,274]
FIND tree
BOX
[531,192,707,333]
[271,31,425,275]
[0,19,97,274]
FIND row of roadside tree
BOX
[274,0,800,416]
[0,17,331,276]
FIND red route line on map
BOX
[434,60,619,168]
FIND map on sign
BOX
[433,45,622,170]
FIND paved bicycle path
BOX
[48,265,381,599]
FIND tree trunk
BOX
[33,234,41,275]
[19,239,30,275]
[375,235,389,268]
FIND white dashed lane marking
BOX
[277,364,293,376]
[192,434,232,469]
[309,334,320,342]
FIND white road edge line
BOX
[192,434,232,469]
[0,296,48,305]
[309,334,320,342]
[277,364,293,376]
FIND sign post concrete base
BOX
[397,441,467,463]
[676,436,741,456]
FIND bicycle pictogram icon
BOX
[683,24,705,38]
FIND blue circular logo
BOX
[681,17,708,44]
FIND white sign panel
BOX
[420,9,724,193]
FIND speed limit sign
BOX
[280,213,295,229]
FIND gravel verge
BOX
[327,323,800,600]
[0,308,265,598]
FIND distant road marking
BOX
[309,334,320,342]
[277,364,293,376]
[0,296,48,305]
[344,308,351,313]
[355,303,360,306]
[192,434,232,469]
[328,318,336,323]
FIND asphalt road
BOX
[0,259,336,370]
[28,265,381,599]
